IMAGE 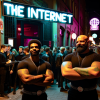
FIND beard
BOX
[76,44,88,53]
[30,50,40,56]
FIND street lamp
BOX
[72,33,77,39]
[72,33,77,47]
[92,33,97,38]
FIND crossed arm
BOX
[17,69,54,86]
[61,61,100,80]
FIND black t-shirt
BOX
[0,52,6,68]
[17,57,51,92]
[63,50,100,88]
[21,54,30,61]
[15,53,25,61]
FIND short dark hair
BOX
[28,39,41,49]
[8,44,11,47]
[1,44,6,49]
[45,47,50,52]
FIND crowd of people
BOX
[0,35,100,100]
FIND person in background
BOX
[55,47,67,92]
[21,46,30,60]
[15,46,25,61]
[39,46,45,58]
[12,49,18,56]
[0,44,11,98]
[72,47,76,53]
[42,47,51,63]
[64,46,70,56]
[52,47,57,79]
[15,46,25,89]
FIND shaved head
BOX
[76,35,89,54]
[77,35,88,41]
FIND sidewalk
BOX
[1,81,100,100]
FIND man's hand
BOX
[10,70,13,74]
[6,60,11,64]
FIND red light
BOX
[18,28,21,31]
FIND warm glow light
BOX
[72,33,76,39]
[92,40,95,45]
[18,28,21,31]
[8,38,14,47]
[89,36,93,41]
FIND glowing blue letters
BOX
[3,1,73,24]
[4,3,24,18]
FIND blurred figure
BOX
[7,44,15,61]
[55,47,66,92]
[69,47,72,53]
[42,47,51,63]
[52,47,57,78]
[15,46,25,61]
[64,46,70,56]
[15,46,25,89]
[57,47,60,53]
[12,49,18,56]
[21,46,30,60]
[0,44,11,98]
[39,46,45,58]
[72,47,76,53]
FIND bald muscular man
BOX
[61,35,100,100]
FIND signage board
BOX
[90,18,99,31]
[3,1,73,24]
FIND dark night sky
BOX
[85,0,100,44]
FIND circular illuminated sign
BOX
[92,33,97,38]
[89,18,100,30]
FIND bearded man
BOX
[61,35,100,100]
[17,39,54,100]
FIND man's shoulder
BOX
[18,57,30,64]
[64,52,76,61]
[17,58,30,70]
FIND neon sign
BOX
[3,1,73,24]
[90,18,100,30]
[92,33,97,38]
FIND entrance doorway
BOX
[17,20,43,50]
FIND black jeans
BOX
[56,67,64,87]
[0,67,6,95]
[22,92,47,100]
[68,88,98,100]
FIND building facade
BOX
[0,0,86,50]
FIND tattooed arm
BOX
[33,69,54,86]
[61,61,86,80]
[17,69,45,84]
[73,61,100,79]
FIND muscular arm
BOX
[73,61,100,79]
[33,69,54,86]
[61,61,85,80]
[17,69,44,84]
